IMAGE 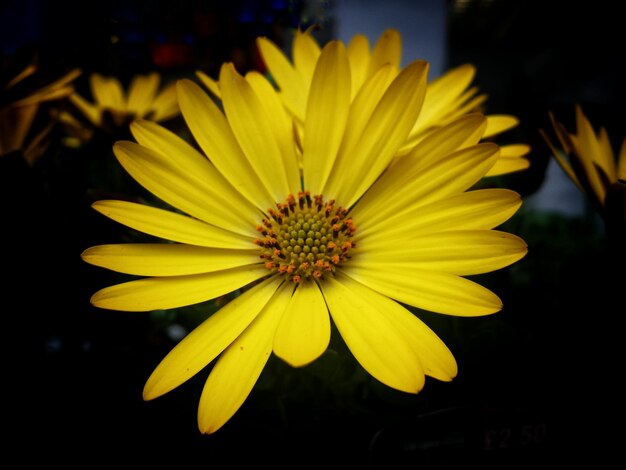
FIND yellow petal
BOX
[91,73,125,110]
[346,33,370,95]
[329,60,429,206]
[244,70,300,188]
[151,82,179,121]
[129,119,259,224]
[177,79,275,211]
[293,29,321,91]
[143,275,282,400]
[352,143,500,230]
[357,188,522,239]
[404,113,488,172]
[330,65,397,181]
[257,36,308,121]
[69,93,101,126]
[220,63,299,200]
[91,200,253,249]
[303,40,351,194]
[597,127,617,181]
[366,28,402,77]
[81,244,259,276]
[323,274,425,393]
[413,64,475,134]
[273,281,330,367]
[325,272,457,385]
[198,281,291,434]
[344,266,502,316]
[483,114,518,138]
[485,156,531,177]
[353,230,527,276]
[113,141,258,236]
[126,73,160,117]
[91,265,269,312]
[499,144,531,158]
[195,70,222,99]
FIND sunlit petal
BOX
[273,281,330,367]
[143,275,282,400]
[197,280,291,434]
[90,265,268,312]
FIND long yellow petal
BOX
[91,200,253,249]
[257,36,308,121]
[129,119,259,223]
[113,141,258,236]
[322,274,425,393]
[293,29,321,91]
[366,28,402,77]
[402,113,488,172]
[346,33,370,95]
[220,63,298,200]
[143,275,282,400]
[329,60,429,206]
[91,73,125,110]
[618,137,626,181]
[81,244,260,276]
[91,265,268,312]
[326,272,457,384]
[69,93,101,126]
[485,156,531,177]
[303,40,351,194]
[197,280,291,434]
[273,281,330,367]
[177,79,274,211]
[413,64,475,133]
[483,114,518,138]
[330,65,397,184]
[196,71,221,99]
[245,70,300,188]
[344,266,502,316]
[126,73,160,117]
[151,82,179,121]
[356,188,522,239]
[352,230,527,275]
[352,143,500,230]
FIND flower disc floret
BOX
[255,190,356,282]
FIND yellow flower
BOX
[197,27,530,177]
[542,106,626,215]
[82,41,527,434]
[0,63,81,165]
[69,72,179,132]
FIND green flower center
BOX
[255,190,356,283]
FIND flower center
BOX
[255,190,356,283]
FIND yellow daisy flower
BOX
[82,41,527,434]
[69,72,179,132]
[197,27,530,177]
[0,63,81,165]
[542,106,626,246]
[542,106,626,214]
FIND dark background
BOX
[2,0,624,467]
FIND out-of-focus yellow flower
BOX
[197,27,530,177]
[542,106,626,222]
[0,62,81,165]
[82,41,527,434]
[542,106,626,245]
[69,72,179,133]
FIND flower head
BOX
[69,72,179,133]
[82,40,527,434]
[197,27,530,177]
[0,61,81,165]
[541,106,626,245]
